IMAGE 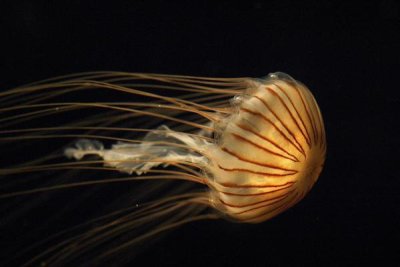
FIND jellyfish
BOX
[0,71,326,266]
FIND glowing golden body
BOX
[207,73,326,222]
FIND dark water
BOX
[1,1,399,266]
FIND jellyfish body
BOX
[0,71,325,265]
[64,72,326,223]
[207,73,326,222]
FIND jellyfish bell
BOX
[0,71,325,265]
[206,73,326,223]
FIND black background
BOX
[1,1,399,266]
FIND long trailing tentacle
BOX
[0,72,245,266]
[8,192,216,267]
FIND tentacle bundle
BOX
[0,72,245,266]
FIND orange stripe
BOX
[251,96,306,157]
[218,181,295,188]
[240,107,305,155]
[220,183,294,196]
[221,146,297,173]
[234,193,291,215]
[294,85,318,145]
[218,165,296,177]
[307,90,326,148]
[242,191,298,220]
[265,87,311,148]
[274,83,313,146]
[220,190,294,208]
[236,123,299,162]
[231,133,290,161]
[229,134,302,171]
